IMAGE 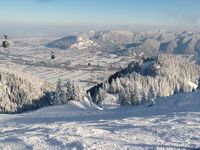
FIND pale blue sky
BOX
[0,0,200,25]
[0,0,200,35]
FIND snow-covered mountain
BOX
[47,30,200,62]
[0,68,54,113]
[47,30,134,50]
[91,30,134,46]
[46,35,99,50]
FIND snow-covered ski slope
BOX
[0,91,199,149]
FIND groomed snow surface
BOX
[0,91,200,150]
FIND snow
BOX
[47,30,200,62]
[47,35,99,50]
[0,90,200,149]
[70,36,99,50]
[188,81,198,90]
[0,36,133,89]
[0,32,200,149]
[0,67,54,113]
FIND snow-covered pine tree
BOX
[53,78,66,105]
[53,79,84,105]
[110,80,117,94]
[95,87,106,105]
[74,85,85,101]
[197,78,200,90]
[147,86,156,107]
[64,80,74,101]
[119,88,131,105]
[115,77,123,93]
[130,89,138,105]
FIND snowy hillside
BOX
[47,30,134,50]
[88,54,200,106]
[0,68,55,113]
[0,90,199,149]
[46,35,99,50]
[91,30,134,46]
[129,39,160,56]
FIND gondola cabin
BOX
[51,51,55,60]
[2,41,9,48]
[2,35,9,48]
[51,54,55,60]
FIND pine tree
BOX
[65,80,73,100]
[130,89,137,105]
[197,78,200,90]
[147,86,156,107]
[53,78,66,105]
[119,88,131,106]
[53,79,84,105]
[115,78,123,93]
[74,85,85,101]
[110,80,117,93]
[95,88,106,104]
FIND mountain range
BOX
[47,30,200,62]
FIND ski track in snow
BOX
[0,36,199,149]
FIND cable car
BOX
[51,51,55,60]
[2,35,9,48]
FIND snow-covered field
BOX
[0,91,200,150]
[0,35,200,149]
[0,36,133,89]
